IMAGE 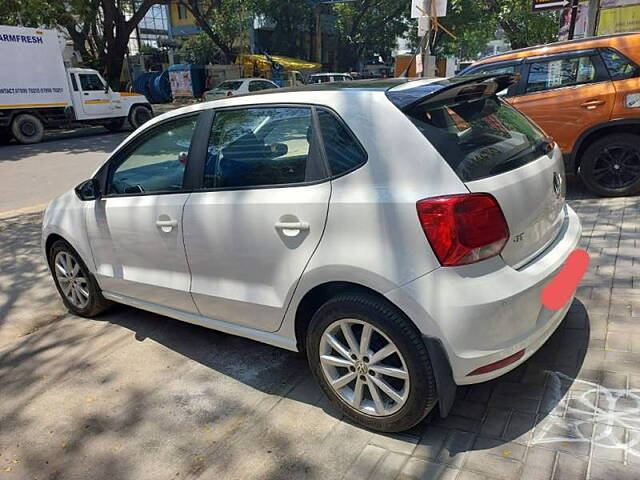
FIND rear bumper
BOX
[386,204,582,384]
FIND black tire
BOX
[128,105,152,130]
[11,113,44,144]
[306,293,438,432]
[579,133,640,197]
[104,117,126,132]
[48,239,110,318]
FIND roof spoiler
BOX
[386,73,520,112]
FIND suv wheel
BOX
[579,133,640,197]
[48,239,110,317]
[306,293,437,432]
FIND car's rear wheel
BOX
[306,293,437,432]
[128,105,152,130]
[48,239,110,317]
[579,133,640,197]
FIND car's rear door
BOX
[510,50,615,154]
[182,105,330,332]
[86,113,202,312]
[393,75,569,269]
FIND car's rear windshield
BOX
[404,95,549,182]
[217,81,242,90]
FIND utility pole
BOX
[567,0,579,40]
[315,4,322,64]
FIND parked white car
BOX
[43,75,582,432]
[308,73,354,83]
[203,78,279,100]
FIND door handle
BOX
[83,92,89,96]
[156,218,178,232]
[275,221,310,236]
[580,99,605,110]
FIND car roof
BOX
[311,73,351,76]
[472,32,640,66]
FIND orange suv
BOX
[461,33,640,196]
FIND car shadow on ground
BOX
[99,295,589,447]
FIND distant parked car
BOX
[309,73,354,83]
[459,32,640,197]
[203,78,279,100]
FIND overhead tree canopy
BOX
[332,0,412,70]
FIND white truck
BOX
[0,25,153,144]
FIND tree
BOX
[177,0,251,63]
[252,0,314,58]
[431,0,497,60]
[332,0,412,70]
[179,32,224,64]
[479,0,558,49]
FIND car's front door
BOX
[183,105,331,332]
[511,52,615,154]
[85,113,201,313]
[77,72,115,118]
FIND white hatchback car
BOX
[43,75,582,432]
[202,78,279,100]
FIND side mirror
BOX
[269,142,288,158]
[75,178,102,201]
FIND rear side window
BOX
[600,48,640,80]
[203,107,316,189]
[406,96,549,182]
[526,56,596,93]
[317,109,367,176]
[218,81,242,90]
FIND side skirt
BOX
[102,291,299,352]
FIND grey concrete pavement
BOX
[0,129,128,214]
[1,176,639,479]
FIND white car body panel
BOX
[183,182,331,332]
[85,193,198,313]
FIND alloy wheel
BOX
[592,145,640,190]
[319,319,410,416]
[54,251,90,309]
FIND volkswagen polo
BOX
[42,75,582,432]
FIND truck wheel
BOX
[306,293,438,432]
[11,114,44,144]
[579,133,640,197]
[128,105,152,130]
[104,118,126,132]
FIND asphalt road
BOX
[0,127,130,215]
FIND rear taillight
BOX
[416,193,509,267]
[226,91,234,97]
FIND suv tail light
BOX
[416,193,509,266]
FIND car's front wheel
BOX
[48,239,110,317]
[306,293,438,432]
[579,133,640,197]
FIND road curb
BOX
[0,203,47,220]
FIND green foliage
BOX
[252,0,314,58]
[0,0,63,27]
[435,0,497,59]
[178,32,221,64]
[331,0,412,69]
[478,0,559,50]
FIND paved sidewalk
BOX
[0,180,638,479]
